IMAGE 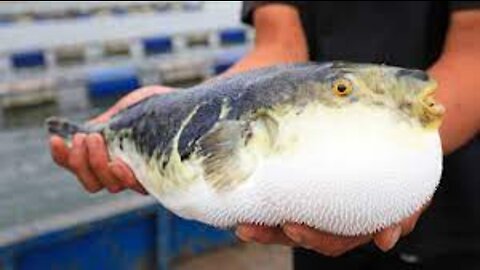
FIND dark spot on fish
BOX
[161,156,169,169]
[243,128,253,145]
[180,150,191,161]
[399,101,412,111]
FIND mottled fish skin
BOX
[104,63,334,163]
[47,61,442,193]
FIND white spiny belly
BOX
[110,104,443,236]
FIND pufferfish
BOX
[46,62,445,236]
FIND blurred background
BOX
[0,2,289,269]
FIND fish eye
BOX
[332,79,353,97]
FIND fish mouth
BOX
[418,81,445,129]
[420,81,445,117]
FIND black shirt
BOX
[242,2,480,269]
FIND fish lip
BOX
[416,80,444,129]
[421,80,438,98]
[419,81,445,116]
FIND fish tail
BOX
[45,116,104,140]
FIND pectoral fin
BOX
[197,120,256,191]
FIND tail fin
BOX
[45,116,103,140]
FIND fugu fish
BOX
[46,62,445,236]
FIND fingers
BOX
[85,134,122,193]
[283,224,371,257]
[235,223,373,257]
[50,132,146,195]
[374,205,426,252]
[373,225,402,252]
[49,135,70,168]
[235,225,296,246]
[400,207,424,236]
[67,134,103,193]
[109,159,148,195]
[233,204,429,257]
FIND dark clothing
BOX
[242,2,480,269]
[242,1,480,68]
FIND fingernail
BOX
[72,133,84,143]
[235,227,252,242]
[108,185,121,193]
[108,162,120,174]
[283,226,301,243]
[86,185,103,193]
[384,226,402,252]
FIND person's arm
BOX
[430,10,480,154]
[225,3,309,74]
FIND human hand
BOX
[235,207,425,257]
[49,86,173,194]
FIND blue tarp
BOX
[143,36,173,55]
[10,50,46,69]
[87,66,140,98]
